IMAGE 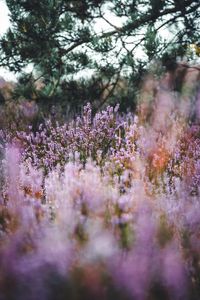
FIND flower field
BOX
[0,92,200,299]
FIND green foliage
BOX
[0,0,200,112]
[144,25,161,60]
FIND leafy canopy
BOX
[0,0,200,110]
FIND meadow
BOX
[0,80,200,300]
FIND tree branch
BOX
[60,1,199,56]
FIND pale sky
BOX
[0,0,17,80]
[0,0,10,36]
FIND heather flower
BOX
[3,145,21,204]
[161,242,188,300]
[0,93,200,299]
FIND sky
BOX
[0,0,10,34]
[0,0,16,80]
